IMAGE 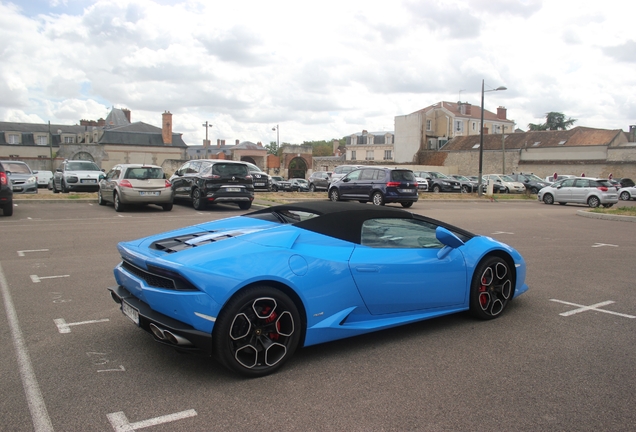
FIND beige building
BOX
[344,130,395,163]
[394,101,516,163]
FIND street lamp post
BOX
[477,80,507,197]
[202,121,212,158]
[272,124,279,148]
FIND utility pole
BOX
[502,125,507,174]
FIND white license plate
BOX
[139,191,160,196]
[255,182,265,186]
[81,179,97,184]
[225,187,241,192]
[122,301,139,325]
[398,189,414,193]
[453,185,460,189]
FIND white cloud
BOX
[0,0,634,147]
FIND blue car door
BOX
[348,218,468,315]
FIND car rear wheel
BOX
[602,203,614,208]
[238,202,252,210]
[97,190,106,205]
[542,193,554,205]
[329,188,340,202]
[161,203,173,211]
[620,191,631,201]
[113,193,125,212]
[2,202,13,216]
[587,196,600,208]
[401,201,413,208]
[470,256,513,320]
[213,286,301,377]
[192,188,206,210]
[372,191,385,206]
[309,184,315,192]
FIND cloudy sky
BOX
[1,0,634,147]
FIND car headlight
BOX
[27,176,36,183]
[442,181,450,185]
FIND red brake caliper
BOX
[264,309,280,340]
[479,276,488,307]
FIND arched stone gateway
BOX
[240,156,257,165]
[288,157,307,179]
[71,151,95,161]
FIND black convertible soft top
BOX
[246,201,474,245]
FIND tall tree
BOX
[527,112,577,131]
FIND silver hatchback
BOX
[537,177,618,208]
[98,164,174,211]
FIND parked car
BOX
[330,164,366,184]
[449,175,479,193]
[52,160,103,193]
[508,173,550,194]
[243,161,271,191]
[618,186,636,201]
[286,178,310,192]
[0,160,38,194]
[328,167,419,207]
[544,174,576,183]
[108,200,529,377]
[169,159,254,210]
[537,177,618,208]
[469,176,503,194]
[0,162,13,216]
[617,178,635,188]
[413,173,429,191]
[270,176,289,192]
[308,171,332,192]
[34,170,53,188]
[413,171,461,193]
[484,174,526,193]
[98,164,174,212]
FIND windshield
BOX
[66,161,100,171]
[430,172,448,179]
[454,175,470,181]
[524,174,544,182]
[501,175,515,182]
[3,162,32,174]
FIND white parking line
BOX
[30,274,70,283]
[0,263,54,431]
[17,249,49,257]
[592,243,618,248]
[550,299,636,318]
[54,318,110,333]
[107,409,197,431]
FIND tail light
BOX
[246,174,253,181]
[0,172,6,186]
[202,174,221,179]
[119,180,133,188]
[597,186,608,192]
[164,180,172,188]
[386,181,401,187]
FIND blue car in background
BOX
[108,201,528,377]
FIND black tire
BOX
[238,202,252,210]
[587,196,600,208]
[61,180,69,193]
[558,202,567,205]
[602,203,614,208]
[161,203,173,211]
[113,193,125,212]
[401,201,413,208]
[371,191,385,206]
[542,193,554,205]
[620,191,630,201]
[432,185,441,193]
[469,256,513,320]
[502,187,509,193]
[530,187,538,194]
[97,190,106,206]
[461,185,470,193]
[52,180,60,194]
[2,202,13,216]
[213,286,301,377]
[329,188,340,202]
[309,184,316,192]
[272,185,278,192]
[192,188,206,210]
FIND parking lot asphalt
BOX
[1,198,635,431]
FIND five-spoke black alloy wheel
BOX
[470,256,513,320]
[213,286,301,377]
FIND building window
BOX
[351,150,356,160]
[36,135,48,145]
[383,150,392,160]
[64,136,74,143]
[428,139,436,150]
[472,122,477,131]
[365,150,374,160]
[8,134,19,144]
[455,120,463,134]
[426,120,432,131]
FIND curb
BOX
[576,210,636,223]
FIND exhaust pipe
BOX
[149,323,192,346]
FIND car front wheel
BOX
[620,191,631,201]
[213,286,301,377]
[542,193,554,205]
[587,196,600,208]
[309,184,315,192]
[329,188,340,202]
[432,185,441,193]
[470,256,513,320]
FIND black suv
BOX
[308,171,331,191]
[0,162,13,216]
[328,167,418,207]
[169,160,254,210]
[413,171,461,193]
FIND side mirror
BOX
[436,227,465,259]
[343,178,350,182]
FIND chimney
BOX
[217,139,221,148]
[629,125,636,142]
[465,104,472,116]
[122,108,131,123]
[236,139,239,145]
[162,111,173,145]
[98,118,105,127]
[497,106,507,120]
[257,141,262,147]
